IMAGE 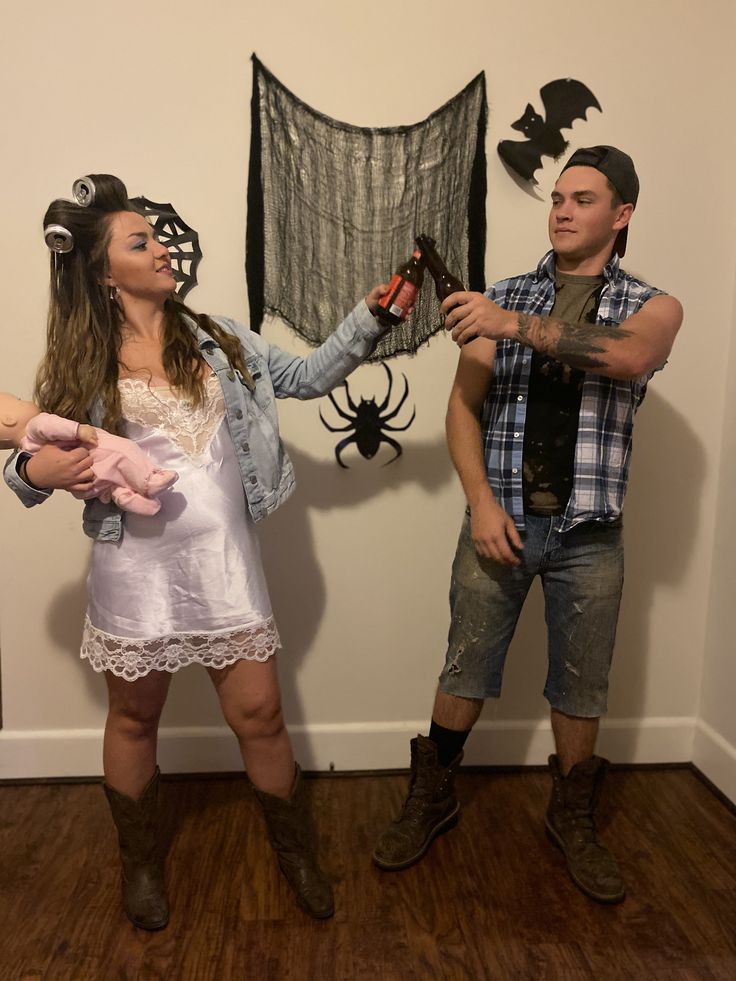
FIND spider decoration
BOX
[319,363,415,468]
[130,196,203,299]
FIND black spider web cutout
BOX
[131,197,203,298]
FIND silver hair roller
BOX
[44,224,74,253]
[72,176,96,207]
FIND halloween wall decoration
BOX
[246,54,487,360]
[497,79,601,184]
[319,363,415,468]
[131,197,203,298]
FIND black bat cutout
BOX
[497,79,601,184]
[131,196,203,298]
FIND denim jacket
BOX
[3,300,384,541]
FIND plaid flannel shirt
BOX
[481,250,664,532]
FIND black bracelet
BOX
[19,458,42,491]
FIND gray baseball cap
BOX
[561,145,638,256]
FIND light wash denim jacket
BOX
[4,300,384,541]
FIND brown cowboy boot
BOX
[252,764,334,919]
[103,767,169,930]
[546,754,625,904]
[372,734,462,871]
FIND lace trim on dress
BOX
[80,614,281,681]
[118,375,226,460]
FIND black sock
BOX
[428,720,470,767]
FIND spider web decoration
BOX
[246,54,487,360]
[131,197,203,298]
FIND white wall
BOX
[695,273,736,803]
[1,1,734,795]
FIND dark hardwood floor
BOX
[0,767,734,980]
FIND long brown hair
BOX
[36,174,248,433]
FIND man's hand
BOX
[24,445,96,492]
[442,292,515,346]
[471,496,523,566]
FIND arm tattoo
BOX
[515,313,633,371]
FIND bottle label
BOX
[379,275,418,320]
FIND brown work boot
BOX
[372,734,462,871]
[545,754,625,904]
[103,767,169,930]
[253,764,334,919]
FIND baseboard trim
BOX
[692,719,736,806]
[0,716,696,780]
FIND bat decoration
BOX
[497,79,601,184]
[131,196,203,298]
[319,363,415,468]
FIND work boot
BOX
[372,734,462,871]
[253,764,334,919]
[545,754,625,904]
[103,767,169,930]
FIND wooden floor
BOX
[0,767,734,981]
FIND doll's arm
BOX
[23,413,81,450]
[76,424,99,448]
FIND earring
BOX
[109,285,120,303]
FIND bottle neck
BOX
[416,236,447,278]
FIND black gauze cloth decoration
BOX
[131,197,203,298]
[246,55,487,359]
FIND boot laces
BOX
[565,807,606,849]
[399,785,433,825]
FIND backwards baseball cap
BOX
[561,145,638,257]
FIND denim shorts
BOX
[438,512,624,717]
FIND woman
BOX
[5,174,394,927]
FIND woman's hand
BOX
[24,445,96,493]
[365,282,417,323]
[365,283,391,318]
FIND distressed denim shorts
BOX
[438,512,624,717]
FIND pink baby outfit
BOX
[20,412,178,516]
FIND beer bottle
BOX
[376,247,425,325]
[415,234,465,300]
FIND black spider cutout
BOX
[319,363,415,468]
[131,196,203,298]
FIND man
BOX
[372,146,682,904]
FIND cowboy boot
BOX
[253,764,334,919]
[103,767,169,929]
[372,734,462,871]
[546,754,625,904]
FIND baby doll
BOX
[0,392,177,515]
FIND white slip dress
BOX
[80,375,280,681]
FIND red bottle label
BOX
[379,275,418,320]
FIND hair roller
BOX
[44,224,74,253]
[72,176,96,207]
